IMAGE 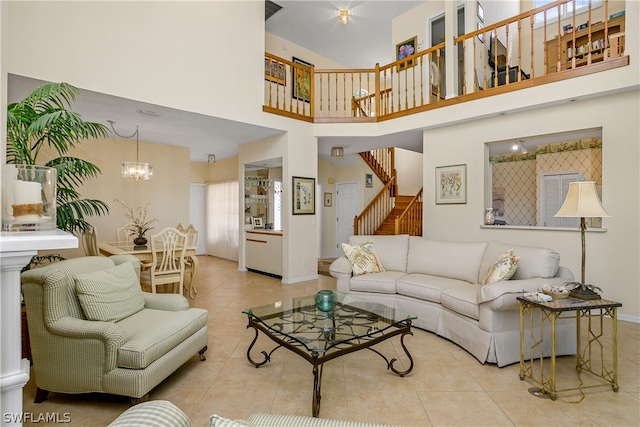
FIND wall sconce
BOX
[331,147,344,158]
[339,9,349,25]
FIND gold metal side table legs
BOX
[518,297,620,401]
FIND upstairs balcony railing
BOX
[263,0,628,123]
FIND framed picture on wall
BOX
[396,36,417,71]
[436,164,467,204]
[265,57,286,85]
[292,57,312,102]
[324,192,332,207]
[477,2,485,22]
[365,174,373,188]
[292,176,315,214]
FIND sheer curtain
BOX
[206,181,239,261]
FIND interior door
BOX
[336,182,359,257]
[189,183,206,255]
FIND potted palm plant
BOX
[6,82,110,233]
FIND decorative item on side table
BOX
[554,181,610,300]
[114,199,158,248]
[2,165,57,231]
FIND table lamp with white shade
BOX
[554,181,610,300]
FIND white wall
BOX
[238,116,318,283]
[396,148,423,195]
[423,90,639,320]
[7,1,268,127]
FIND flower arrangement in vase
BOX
[114,199,158,245]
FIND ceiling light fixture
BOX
[108,120,153,181]
[331,147,344,158]
[512,141,527,154]
[339,9,349,25]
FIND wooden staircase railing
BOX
[394,188,423,236]
[354,173,397,236]
[359,147,394,185]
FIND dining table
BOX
[98,241,199,298]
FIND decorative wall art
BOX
[436,164,467,204]
[477,2,485,22]
[265,57,286,85]
[292,57,312,102]
[396,36,417,70]
[365,174,373,188]
[251,217,264,228]
[324,192,332,207]
[292,176,315,214]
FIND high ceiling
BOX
[7,2,425,163]
[266,1,422,69]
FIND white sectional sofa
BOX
[330,235,577,367]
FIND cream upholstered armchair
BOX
[21,255,208,404]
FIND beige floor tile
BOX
[347,390,429,427]
[418,391,513,426]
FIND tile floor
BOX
[22,256,640,426]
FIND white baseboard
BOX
[282,274,318,284]
[618,313,639,324]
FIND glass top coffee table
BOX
[243,292,416,417]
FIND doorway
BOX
[189,183,206,255]
[428,6,465,96]
[335,181,359,257]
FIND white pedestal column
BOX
[0,231,77,427]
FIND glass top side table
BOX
[517,296,622,401]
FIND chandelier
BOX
[108,120,153,181]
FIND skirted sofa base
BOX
[330,235,577,367]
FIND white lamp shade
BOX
[555,181,610,218]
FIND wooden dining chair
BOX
[116,222,134,243]
[81,226,99,256]
[182,224,199,298]
[139,227,187,294]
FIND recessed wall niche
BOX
[486,128,602,228]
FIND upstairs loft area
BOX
[264,0,628,123]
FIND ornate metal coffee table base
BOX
[246,317,414,417]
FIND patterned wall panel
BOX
[490,139,602,227]
[492,160,537,225]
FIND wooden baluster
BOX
[319,73,323,117]
[604,0,609,58]
[334,72,338,113]
[505,24,511,84]
[530,15,535,79]
[587,0,592,66]
[517,20,522,82]
[570,4,576,69]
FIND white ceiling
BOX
[266,1,423,69]
[7,1,425,164]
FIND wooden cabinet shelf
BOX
[545,15,625,74]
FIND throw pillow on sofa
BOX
[342,241,385,276]
[482,249,519,285]
[75,262,146,322]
